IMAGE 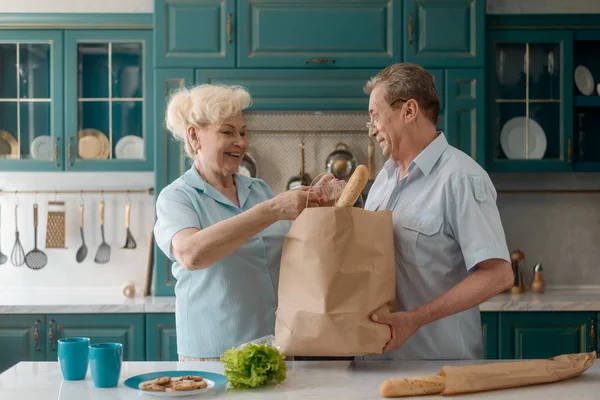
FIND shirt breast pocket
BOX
[400,209,443,266]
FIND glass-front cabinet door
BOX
[488,31,573,172]
[64,30,153,171]
[0,31,63,171]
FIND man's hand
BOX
[371,311,423,353]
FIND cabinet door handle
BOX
[34,320,41,352]
[48,319,55,351]
[590,318,596,349]
[305,58,336,64]
[67,137,74,166]
[54,137,60,168]
[568,137,572,165]
[408,13,413,43]
[227,13,232,44]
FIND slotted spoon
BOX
[0,205,7,265]
[25,203,48,270]
[94,200,111,264]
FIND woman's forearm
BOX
[175,200,279,270]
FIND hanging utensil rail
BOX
[0,188,154,196]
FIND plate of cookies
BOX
[124,370,227,397]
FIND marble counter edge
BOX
[2,290,600,313]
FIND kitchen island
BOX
[1,359,598,399]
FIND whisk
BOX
[11,203,25,267]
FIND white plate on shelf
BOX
[30,135,53,161]
[575,65,594,96]
[115,135,144,159]
[500,117,547,160]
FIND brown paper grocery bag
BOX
[274,207,395,356]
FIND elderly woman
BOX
[154,84,330,361]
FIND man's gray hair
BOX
[364,63,440,125]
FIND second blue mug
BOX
[57,337,90,381]
[89,343,123,388]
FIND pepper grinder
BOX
[530,263,545,294]
[509,250,526,294]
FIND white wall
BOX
[0,0,152,13]
[0,173,155,292]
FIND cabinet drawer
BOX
[196,69,379,110]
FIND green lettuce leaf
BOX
[220,343,288,389]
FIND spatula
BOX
[122,201,136,249]
[94,200,111,264]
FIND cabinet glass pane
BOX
[19,43,51,99]
[495,44,525,100]
[20,102,52,160]
[112,43,143,99]
[529,43,560,100]
[494,42,563,162]
[0,44,17,98]
[0,102,18,159]
[75,41,145,163]
[77,101,110,160]
[112,100,144,159]
[79,43,109,99]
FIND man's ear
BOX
[404,99,419,123]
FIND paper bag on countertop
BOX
[274,207,395,356]
[441,351,597,395]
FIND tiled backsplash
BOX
[245,111,383,194]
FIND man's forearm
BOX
[411,258,513,327]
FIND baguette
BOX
[379,375,445,398]
[335,164,369,207]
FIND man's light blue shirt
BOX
[154,166,290,358]
[362,132,510,360]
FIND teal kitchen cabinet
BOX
[45,314,145,361]
[0,31,64,172]
[499,312,596,359]
[0,315,46,374]
[237,0,402,68]
[195,69,379,110]
[403,0,485,68]
[487,30,573,172]
[146,313,178,361]
[154,0,236,68]
[154,68,195,296]
[481,312,498,360]
[445,69,485,166]
[64,30,154,171]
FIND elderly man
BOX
[364,63,513,360]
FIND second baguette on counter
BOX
[380,375,445,398]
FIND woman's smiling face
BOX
[193,112,248,176]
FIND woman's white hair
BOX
[165,83,252,158]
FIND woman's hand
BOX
[270,187,321,220]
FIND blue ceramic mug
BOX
[89,343,123,388]
[57,337,90,381]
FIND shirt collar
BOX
[412,132,448,176]
[183,165,254,209]
[382,132,448,178]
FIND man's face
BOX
[367,85,405,159]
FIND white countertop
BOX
[1,288,600,314]
[1,359,599,399]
